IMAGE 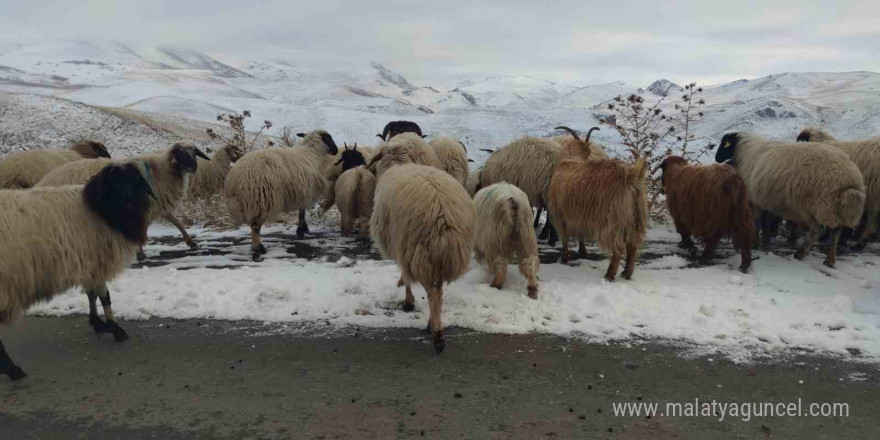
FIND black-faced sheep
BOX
[0,163,156,380]
[549,145,648,281]
[797,127,880,249]
[0,140,110,189]
[376,120,425,142]
[473,183,539,298]
[715,132,865,267]
[659,156,755,273]
[36,142,208,255]
[225,130,339,259]
[368,144,475,353]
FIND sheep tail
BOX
[725,175,756,251]
[353,171,363,217]
[508,197,521,239]
[838,186,867,228]
[627,156,648,186]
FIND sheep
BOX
[0,140,110,189]
[186,143,245,200]
[0,163,156,380]
[548,142,648,281]
[796,127,880,249]
[428,137,469,186]
[334,165,376,238]
[320,143,373,213]
[658,156,755,273]
[367,144,475,353]
[473,183,539,298]
[376,120,425,142]
[551,126,607,161]
[715,132,865,267]
[374,132,443,178]
[466,168,483,197]
[225,130,339,259]
[36,142,209,256]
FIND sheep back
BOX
[370,164,475,288]
[473,182,538,264]
[480,137,560,210]
[187,145,242,200]
[428,137,469,186]
[374,133,442,178]
[225,132,335,226]
[0,149,85,189]
[335,166,376,234]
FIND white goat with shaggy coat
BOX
[473,183,539,298]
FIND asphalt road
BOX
[1,317,878,439]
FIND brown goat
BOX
[548,143,648,281]
[659,156,755,273]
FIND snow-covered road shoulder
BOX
[28,224,880,363]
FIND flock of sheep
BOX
[0,118,877,380]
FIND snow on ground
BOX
[28,223,880,364]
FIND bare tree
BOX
[206,110,273,152]
[597,83,713,217]
[278,125,297,148]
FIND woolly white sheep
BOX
[367,144,475,353]
[225,130,339,259]
[473,183,539,298]
[0,163,156,380]
[186,143,245,200]
[716,132,865,267]
[0,140,110,189]
[428,137,470,187]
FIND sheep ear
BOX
[297,133,306,138]
[195,148,210,160]
[365,152,384,169]
[468,159,474,163]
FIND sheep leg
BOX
[95,285,129,342]
[823,228,841,268]
[403,280,415,312]
[578,240,588,259]
[427,286,446,354]
[136,245,146,262]
[533,207,542,228]
[604,252,621,282]
[359,216,371,239]
[489,257,508,289]
[519,255,539,299]
[87,289,108,332]
[794,222,820,260]
[250,223,266,259]
[560,233,571,263]
[855,209,877,250]
[547,224,558,247]
[786,222,801,248]
[0,340,26,381]
[700,234,722,264]
[759,214,775,249]
[737,231,753,274]
[164,214,198,250]
[296,209,309,238]
[622,244,637,280]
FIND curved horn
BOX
[555,126,580,143]
[195,148,210,161]
[584,127,600,144]
[334,158,344,166]
[365,152,384,170]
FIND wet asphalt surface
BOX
[2,222,879,439]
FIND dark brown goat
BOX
[659,156,755,273]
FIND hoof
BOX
[7,366,26,381]
[622,271,633,280]
[136,252,147,262]
[490,282,503,290]
[107,321,129,341]
[402,302,415,312]
[254,244,268,255]
[547,239,557,247]
[296,231,306,239]
[527,286,538,300]
[252,253,264,262]
[89,315,107,333]
[187,241,199,250]
[794,251,806,260]
[432,330,446,354]
[677,240,693,249]
[603,274,616,282]
[823,259,835,269]
[739,265,750,274]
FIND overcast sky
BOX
[1,0,878,87]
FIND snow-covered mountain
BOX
[1,40,879,158]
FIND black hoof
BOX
[7,366,26,381]
[136,252,147,262]
[255,244,268,255]
[89,315,108,333]
[622,272,633,280]
[403,303,415,312]
[107,321,129,342]
[187,242,199,250]
[794,251,806,260]
[823,260,835,269]
[432,331,446,354]
[252,253,264,262]
[296,231,306,239]
[739,265,750,274]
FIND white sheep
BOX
[225,130,339,259]
[186,143,245,200]
[716,132,865,267]
[0,163,156,380]
[335,166,376,238]
[368,144,475,353]
[36,142,209,256]
[428,137,470,187]
[0,140,110,189]
[473,183,539,298]
[374,132,443,178]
